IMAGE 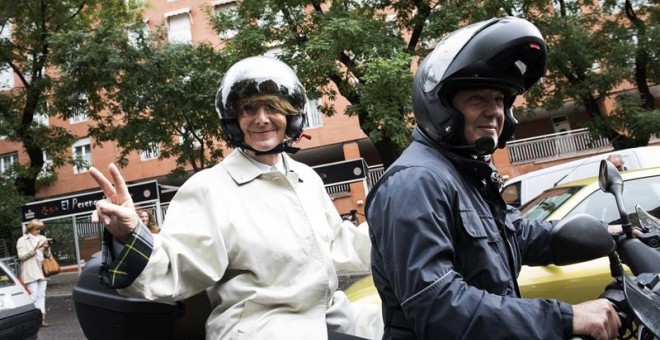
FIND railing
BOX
[325,183,351,196]
[322,164,385,197]
[507,128,609,164]
[367,165,384,189]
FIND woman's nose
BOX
[253,106,271,122]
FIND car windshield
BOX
[521,174,660,224]
[0,265,15,288]
[520,186,582,220]
[565,175,660,225]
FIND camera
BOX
[47,238,55,245]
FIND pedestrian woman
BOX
[16,219,51,327]
[89,56,380,339]
[138,209,160,233]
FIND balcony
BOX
[507,128,610,164]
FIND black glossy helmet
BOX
[215,56,308,150]
[412,16,547,153]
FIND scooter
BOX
[554,160,660,339]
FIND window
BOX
[179,125,202,149]
[305,98,323,129]
[0,152,18,175]
[128,21,149,48]
[166,10,192,44]
[72,138,92,174]
[213,0,238,40]
[69,94,89,124]
[38,151,52,179]
[0,22,13,90]
[140,143,160,160]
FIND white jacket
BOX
[16,234,47,284]
[121,150,376,339]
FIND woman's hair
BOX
[26,219,45,234]
[138,209,160,233]
[238,94,299,117]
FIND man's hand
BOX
[89,164,138,243]
[572,299,621,340]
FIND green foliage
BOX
[523,0,658,148]
[582,95,660,149]
[50,4,228,175]
[0,176,30,254]
[209,0,518,165]
[0,0,142,196]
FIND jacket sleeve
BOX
[318,178,371,272]
[506,206,559,266]
[116,174,229,302]
[370,167,569,339]
[16,237,36,261]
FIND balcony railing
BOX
[507,128,609,164]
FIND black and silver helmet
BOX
[412,16,547,153]
[215,56,308,151]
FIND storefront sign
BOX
[21,181,159,222]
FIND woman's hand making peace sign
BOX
[89,164,139,243]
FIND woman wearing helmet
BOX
[367,17,620,340]
[87,56,380,340]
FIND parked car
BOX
[0,259,41,340]
[501,145,660,207]
[346,167,660,306]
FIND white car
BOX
[0,258,41,340]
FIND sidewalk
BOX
[46,265,80,297]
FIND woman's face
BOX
[237,101,287,152]
[29,227,41,236]
[140,212,150,224]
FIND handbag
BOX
[42,250,60,277]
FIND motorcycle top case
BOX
[73,252,211,340]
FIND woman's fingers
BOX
[108,163,131,200]
[89,166,117,198]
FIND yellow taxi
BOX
[347,167,660,305]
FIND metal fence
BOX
[507,128,609,164]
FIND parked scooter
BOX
[596,160,659,339]
[554,160,659,339]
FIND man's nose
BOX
[484,99,504,117]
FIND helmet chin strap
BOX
[443,136,497,156]
[241,139,301,155]
[418,127,497,157]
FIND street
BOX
[37,296,86,340]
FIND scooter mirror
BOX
[550,213,615,265]
[598,160,623,195]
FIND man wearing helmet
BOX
[366,17,620,339]
[88,56,381,339]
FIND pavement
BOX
[46,265,81,297]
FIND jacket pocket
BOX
[459,209,500,242]
[232,300,267,340]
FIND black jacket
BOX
[366,129,573,339]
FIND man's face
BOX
[237,100,287,152]
[451,88,505,146]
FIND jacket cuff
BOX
[558,301,574,338]
[99,221,154,289]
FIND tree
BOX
[0,0,143,240]
[523,0,660,149]
[208,0,512,167]
[211,0,659,165]
[52,24,229,177]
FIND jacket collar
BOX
[413,127,498,184]
[223,149,302,185]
